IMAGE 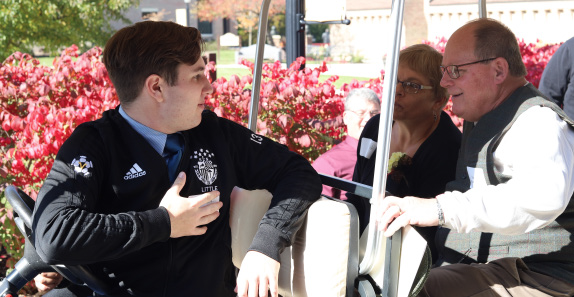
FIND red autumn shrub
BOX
[519,40,562,88]
[206,57,349,161]
[0,46,119,272]
[1,45,118,194]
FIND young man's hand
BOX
[235,251,280,297]
[159,172,223,238]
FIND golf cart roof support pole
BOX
[247,0,273,132]
[479,0,487,18]
[359,0,405,295]
[286,0,306,68]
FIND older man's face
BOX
[343,98,380,139]
[439,25,498,122]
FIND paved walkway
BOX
[321,62,385,78]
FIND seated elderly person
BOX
[377,19,574,296]
[312,88,381,199]
[347,44,462,263]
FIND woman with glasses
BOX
[347,44,462,263]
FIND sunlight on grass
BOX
[37,57,56,66]
[216,66,252,79]
[320,75,373,89]
[215,66,372,89]
[36,50,376,89]
[213,50,237,65]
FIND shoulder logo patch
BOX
[124,163,147,180]
[192,149,218,185]
[71,156,93,177]
[250,133,263,144]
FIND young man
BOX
[31,21,321,297]
[377,19,574,295]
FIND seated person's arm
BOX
[438,107,574,234]
[378,107,574,237]
[219,118,322,296]
[539,42,570,107]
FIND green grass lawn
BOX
[36,49,374,89]
[322,75,373,88]
[37,56,55,66]
[211,49,375,88]
[215,67,252,79]
[215,66,371,89]
[212,49,237,65]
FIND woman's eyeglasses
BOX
[397,80,433,94]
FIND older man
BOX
[377,18,574,296]
[312,88,380,199]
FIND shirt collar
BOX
[119,106,166,155]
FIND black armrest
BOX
[2,185,114,296]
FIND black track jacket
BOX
[32,108,322,296]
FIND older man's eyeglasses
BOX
[397,80,433,94]
[440,57,497,79]
[349,109,380,118]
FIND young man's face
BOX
[159,58,213,132]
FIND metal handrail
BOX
[357,1,404,296]
[361,1,489,295]
[247,0,273,132]
[479,0,487,18]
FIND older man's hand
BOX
[376,196,440,237]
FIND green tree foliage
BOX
[0,0,139,60]
[307,23,329,43]
[238,13,285,47]
[196,0,285,46]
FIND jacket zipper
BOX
[162,240,173,296]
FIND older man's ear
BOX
[492,57,510,84]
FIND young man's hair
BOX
[399,44,448,103]
[471,18,528,77]
[102,21,205,105]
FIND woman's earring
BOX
[433,111,438,121]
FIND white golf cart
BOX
[0,0,492,296]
